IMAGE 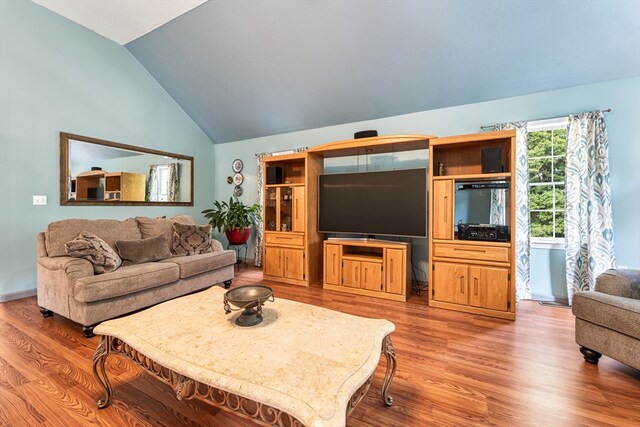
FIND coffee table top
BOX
[95,286,395,427]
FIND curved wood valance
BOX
[307,134,434,158]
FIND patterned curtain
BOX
[493,122,531,300]
[565,111,616,304]
[489,189,506,225]
[167,162,180,202]
[254,147,308,267]
[254,152,272,267]
[146,165,160,202]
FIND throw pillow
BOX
[115,234,173,265]
[65,232,122,274]
[172,223,212,256]
[136,215,195,253]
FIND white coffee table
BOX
[92,286,397,427]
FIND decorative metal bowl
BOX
[223,285,274,326]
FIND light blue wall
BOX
[216,77,640,296]
[0,0,216,299]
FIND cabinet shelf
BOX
[342,252,383,263]
[265,183,305,188]
[432,172,511,181]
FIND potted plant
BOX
[202,196,262,245]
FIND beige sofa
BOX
[37,216,236,337]
[572,269,640,370]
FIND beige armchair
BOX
[572,269,640,370]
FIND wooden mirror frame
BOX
[60,132,194,206]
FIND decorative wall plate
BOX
[226,176,233,184]
[233,185,243,196]
[233,172,244,185]
[232,159,243,173]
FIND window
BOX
[527,117,568,246]
[156,165,170,202]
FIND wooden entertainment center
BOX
[323,239,410,302]
[428,130,517,319]
[261,131,517,318]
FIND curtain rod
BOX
[480,108,612,130]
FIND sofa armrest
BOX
[38,256,94,277]
[37,232,48,258]
[594,269,640,300]
[211,238,224,253]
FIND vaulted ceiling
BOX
[33,1,640,143]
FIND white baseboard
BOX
[0,288,37,303]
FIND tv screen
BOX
[318,168,427,238]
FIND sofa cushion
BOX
[572,290,640,340]
[65,232,122,274]
[172,223,212,256]
[46,218,141,257]
[160,250,236,279]
[74,262,180,303]
[116,234,173,266]
[136,215,195,253]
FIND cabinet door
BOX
[342,260,361,288]
[283,248,305,281]
[432,179,453,240]
[324,244,340,285]
[264,188,278,231]
[292,187,305,232]
[385,249,405,295]
[433,262,467,305]
[468,265,509,311]
[264,246,283,277]
[361,261,383,291]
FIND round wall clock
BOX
[232,159,243,173]
[233,185,243,196]
[233,172,244,185]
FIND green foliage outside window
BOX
[528,129,566,238]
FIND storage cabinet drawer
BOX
[434,243,509,263]
[265,232,304,246]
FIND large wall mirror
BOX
[60,132,194,206]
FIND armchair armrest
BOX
[594,268,640,300]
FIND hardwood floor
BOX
[1,266,639,426]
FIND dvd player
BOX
[457,223,509,242]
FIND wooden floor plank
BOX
[1,266,639,426]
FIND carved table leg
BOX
[381,335,397,407]
[92,336,113,409]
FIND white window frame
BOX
[527,117,568,250]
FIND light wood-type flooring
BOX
[1,266,639,426]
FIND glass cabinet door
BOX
[265,188,277,231]
[280,187,293,232]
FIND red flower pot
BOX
[225,228,251,245]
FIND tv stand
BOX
[323,239,410,302]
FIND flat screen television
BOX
[318,168,427,238]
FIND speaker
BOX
[354,130,378,139]
[266,166,283,185]
[481,147,503,173]
[496,225,510,242]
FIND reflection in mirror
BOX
[60,132,194,206]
